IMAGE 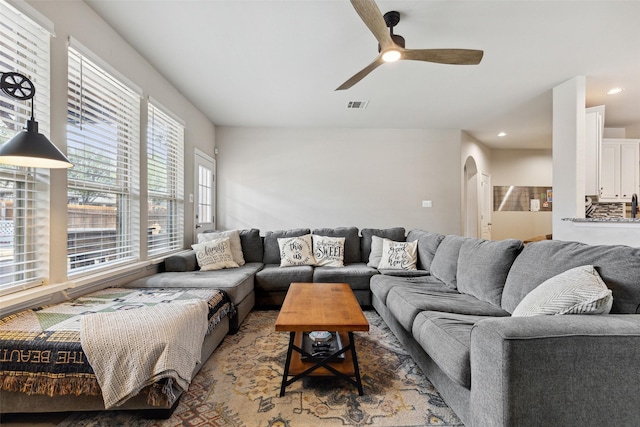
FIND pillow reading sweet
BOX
[377,239,418,270]
[191,237,239,271]
[512,265,613,316]
[278,234,315,267]
[312,235,345,267]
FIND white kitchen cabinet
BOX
[599,139,639,201]
[585,106,604,196]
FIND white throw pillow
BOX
[191,237,239,271]
[367,235,386,268]
[512,265,613,317]
[278,234,315,267]
[312,235,345,267]
[198,230,245,266]
[377,239,418,270]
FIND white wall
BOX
[490,149,553,240]
[216,127,463,235]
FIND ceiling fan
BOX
[336,0,484,91]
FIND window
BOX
[66,45,140,275]
[0,1,51,294]
[147,102,184,256]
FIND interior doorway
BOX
[463,156,491,239]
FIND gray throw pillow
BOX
[456,238,523,306]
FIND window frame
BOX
[66,43,141,277]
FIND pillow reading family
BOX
[192,237,239,271]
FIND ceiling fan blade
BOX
[350,0,394,50]
[403,48,484,65]
[335,55,384,91]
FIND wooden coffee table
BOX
[275,282,370,396]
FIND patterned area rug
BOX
[59,310,463,427]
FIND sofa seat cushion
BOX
[255,264,314,292]
[412,311,490,389]
[312,263,379,290]
[387,287,510,331]
[370,275,453,306]
[125,262,262,305]
[378,269,431,278]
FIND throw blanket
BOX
[80,299,208,409]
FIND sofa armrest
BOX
[164,250,198,272]
[470,315,640,427]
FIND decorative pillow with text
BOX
[312,235,345,267]
[377,239,418,270]
[278,234,316,267]
[192,237,239,271]
[198,229,245,266]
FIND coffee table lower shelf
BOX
[279,331,363,396]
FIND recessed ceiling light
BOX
[498,132,507,137]
[607,88,623,95]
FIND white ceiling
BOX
[84,0,640,149]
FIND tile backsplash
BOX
[586,201,625,218]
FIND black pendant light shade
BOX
[0,71,72,169]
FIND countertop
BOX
[562,217,640,223]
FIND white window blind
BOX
[67,46,140,275]
[0,0,51,295]
[147,102,184,256]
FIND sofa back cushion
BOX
[263,228,311,264]
[502,240,640,314]
[239,228,263,263]
[406,229,446,272]
[360,227,406,263]
[456,238,523,307]
[312,227,360,264]
[164,250,198,272]
[429,235,471,289]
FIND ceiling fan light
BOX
[382,49,401,63]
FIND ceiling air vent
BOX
[346,101,369,109]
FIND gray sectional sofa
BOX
[126,226,640,426]
[372,233,640,427]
